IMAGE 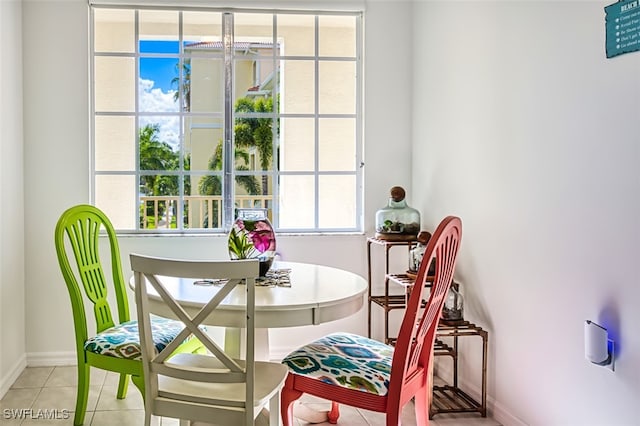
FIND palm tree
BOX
[171,60,191,112]
[198,142,260,227]
[139,124,181,226]
[234,96,275,196]
[139,124,180,196]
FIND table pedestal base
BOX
[292,403,329,423]
[223,328,330,424]
[224,327,271,361]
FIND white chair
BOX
[131,254,288,426]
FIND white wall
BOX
[412,1,640,425]
[20,0,413,365]
[0,0,26,399]
[22,0,92,366]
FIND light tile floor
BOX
[1,366,502,425]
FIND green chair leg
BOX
[74,362,90,426]
[116,373,129,399]
[131,374,145,400]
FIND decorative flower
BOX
[228,217,276,260]
[250,221,276,253]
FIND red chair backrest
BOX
[388,216,462,400]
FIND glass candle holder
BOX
[441,285,464,324]
[375,186,420,241]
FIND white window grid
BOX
[90,5,363,234]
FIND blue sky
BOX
[140,57,178,92]
[139,41,180,92]
[138,41,182,147]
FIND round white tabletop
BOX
[129,260,367,329]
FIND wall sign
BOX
[605,0,640,58]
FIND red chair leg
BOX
[280,376,303,426]
[328,401,340,424]
[414,385,430,426]
[385,403,401,426]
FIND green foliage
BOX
[233,95,277,196]
[233,96,274,168]
[139,124,183,222]
[139,124,180,196]
[228,226,258,259]
[197,142,260,197]
[197,142,260,228]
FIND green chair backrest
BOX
[54,204,130,352]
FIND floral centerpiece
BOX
[228,209,276,276]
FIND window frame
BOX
[89,5,363,234]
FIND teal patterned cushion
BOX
[282,332,393,396]
[84,314,199,360]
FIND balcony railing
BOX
[140,195,272,230]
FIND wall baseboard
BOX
[0,354,27,400]
[26,351,76,367]
[491,400,528,426]
[435,362,527,426]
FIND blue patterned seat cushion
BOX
[84,315,199,360]
[282,332,393,396]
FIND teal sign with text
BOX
[605,0,640,58]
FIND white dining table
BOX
[128,260,367,360]
[129,260,367,424]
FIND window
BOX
[90,6,363,233]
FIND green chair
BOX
[54,204,205,425]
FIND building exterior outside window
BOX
[91,7,362,233]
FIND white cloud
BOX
[138,78,181,149]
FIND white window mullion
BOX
[271,12,280,228]
[223,12,235,230]
[355,13,364,232]
[177,11,185,231]
[313,14,320,229]
[134,10,141,230]
[89,6,97,206]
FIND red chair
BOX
[280,216,462,425]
